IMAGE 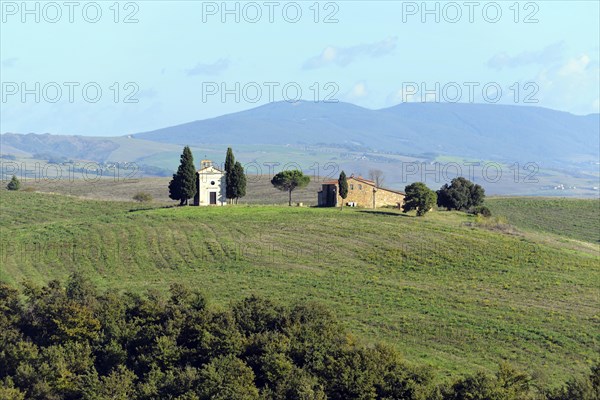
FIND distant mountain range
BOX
[2,102,599,196]
[3,102,598,165]
[131,101,600,166]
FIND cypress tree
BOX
[338,171,348,209]
[169,146,197,205]
[225,147,235,203]
[232,161,246,204]
[168,174,182,203]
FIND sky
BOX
[1,0,599,136]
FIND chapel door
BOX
[209,192,217,205]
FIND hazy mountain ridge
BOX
[2,102,598,170]
[0,133,119,162]
[132,102,600,166]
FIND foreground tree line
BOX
[1,276,597,400]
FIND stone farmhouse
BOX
[318,175,405,208]
[193,160,226,206]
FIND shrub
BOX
[547,361,600,400]
[470,205,492,217]
[6,175,20,191]
[133,192,153,202]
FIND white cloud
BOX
[533,53,600,114]
[558,54,591,76]
[302,37,397,69]
[350,82,367,98]
[340,82,369,103]
[487,42,566,70]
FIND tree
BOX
[230,161,246,204]
[338,171,348,209]
[402,182,437,217]
[469,183,486,209]
[6,175,20,191]
[437,177,485,211]
[446,363,536,400]
[199,355,259,399]
[169,146,197,206]
[271,170,310,206]
[93,365,137,400]
[225,147,236,204]
[368,169,385,187]
[0,277,595,399]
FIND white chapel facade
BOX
[194,160,226,206]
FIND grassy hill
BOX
[487,197,600,243]
[1,189,598,386]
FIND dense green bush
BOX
[437,177,485,211]
[6,175,20,191]
[0,275,597,399]
[470,205,492,217]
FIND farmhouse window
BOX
[350,184,354,190]
[358,184,362,190]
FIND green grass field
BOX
[487,197,600,243]
[1,188,598,386]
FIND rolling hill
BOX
[1,188,598,385]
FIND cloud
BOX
[486,43,599,114]
[302,37,397,69]
[533,53,600,114]
[487,42,566,70]
[339,82,369,103]
[558,54,591,76]
[348,82,368,98]
[383,50,600,114]
[2,58,18,68]
[187,58,230,76]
